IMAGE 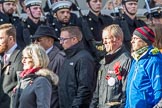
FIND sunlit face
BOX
[60,31,75,50]
[26,6,42,19]
[2,2,16,15]
[88,0,102,12]
[0,30,9,53]
[55,9,71,24]
[123,1,138,15]
[131,35,148,51]
[102,30,119,53]
[22,54,34,70]
[34,36,51,50]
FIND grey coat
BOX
[0,47,23,108]
[13,69,58,108]
[90,46,132,108]
[47,45,65,74]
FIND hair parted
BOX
[0,23,16,40]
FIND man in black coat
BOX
[47,1,80,49]
[0,24,23,108]
[81,0,113,62]
[58,26,96,108]
[114,0,147,52]
[20,0,47,48]
[0,0,24,49]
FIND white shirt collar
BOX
[46,46,53,54]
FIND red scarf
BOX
[20,67,41,78]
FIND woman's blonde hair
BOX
[22,44,49,68]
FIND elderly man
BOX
[0,23,23,108]
[125,26,162,108]
[58,26,96,108]
[90,24,132,108]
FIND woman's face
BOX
[22,54,34,70]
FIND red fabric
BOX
[20,67,41,78]
[113,62,122,80]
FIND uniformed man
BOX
[20,0,47,48]
[0,0,19,25]
[81,0,113,61]
[47,0,80,49]
[49,1,79,38]
[0,0,24,50]
[114,0,147,52]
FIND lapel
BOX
[48,46,59,61]
[2,47,20,70]
[100,65,108,105]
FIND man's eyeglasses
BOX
[58,37,73,42]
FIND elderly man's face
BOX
[55,9,71,24]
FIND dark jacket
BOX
[58,42,96,108]
[90,46,132,108]
[20,17,47,48]
[0,47,23,108]
[0,12,24,49]
[47,45,65,74]
[83,11,113,41]
[114,14,147,51]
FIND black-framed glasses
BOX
[58,37,73,42]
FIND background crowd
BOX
[0,0,162,108]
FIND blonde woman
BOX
[12,44,58,108]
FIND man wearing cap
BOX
[32,25,65,108]
[82,0,113,61]
[20,0,47,48]
[47,1,79,41]
[33,25,65,75]
[125,26,162,108]
[0,0,20,25]
[0,0,24,49]
[115,0,147,52]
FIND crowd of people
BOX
[0,0,162,108]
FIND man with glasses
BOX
[58,26,96,108]
[115,0,147,52]
[125,26,162,108]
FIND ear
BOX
[8,36,14,41]
[53,13,57,18]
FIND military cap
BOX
[51,1,72,13]
[122,0,138,4]
[32,25,58,40]
[24,0,42,7]
[0,0,17,3]
[145,7,162,18]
